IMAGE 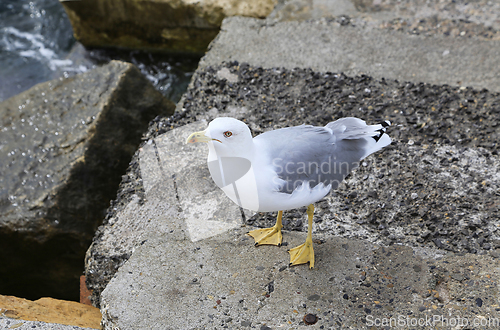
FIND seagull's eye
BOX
[223,131,232,138]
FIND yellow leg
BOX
[247,211,283,246]
[288,204,315,269]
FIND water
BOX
[0,0,198,103]
[0,0,73,101]
[85,48,199,103]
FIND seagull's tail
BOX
[326,117,392,159]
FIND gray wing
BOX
[255,125,364,194]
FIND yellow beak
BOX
[186,130,213,144]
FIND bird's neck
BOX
[207,141,255,162]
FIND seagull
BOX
[186,117,391,268]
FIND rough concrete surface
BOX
[85,0,500,329]
[269,0,500,40]
[174,63,499,256]
[102,229,500,329]
[98,115,499,329]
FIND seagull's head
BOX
[186,117,253,158]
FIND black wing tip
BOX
[372,133,383,142]
[372,121,391,142]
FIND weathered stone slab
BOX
[99,206,500,329]
[0,60,174,300]
[60,0,277,53]
[153,123,245,242]
[269,0,500,35]
[200,16,500,92]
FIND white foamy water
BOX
[3,26,74,71]
[0,0,79,101]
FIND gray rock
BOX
[0,60,174,300]
[93,116,500,329]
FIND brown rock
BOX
[60,0,277,53]
[0,294,101,329]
